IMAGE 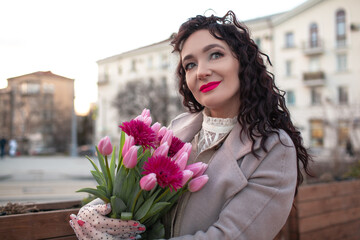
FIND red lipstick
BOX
[199,81,221,93]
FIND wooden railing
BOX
[0,200,80,240]
[278,179,360,240]
[2,180,360,240]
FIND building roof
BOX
[272,0,325,25]
[97,35,174,64]
[7,71,74,81]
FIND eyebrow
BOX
[182,43,226,62]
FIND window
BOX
[285,60,292,76]
[336,54,347,72]
[309,57,320,72]
[311,87,322,105]
[255,38,261,48]
[118,65,122,75]
[338,120,349,146]
[310,119,324,147]
[21,82,40,95]
[147,57,153,70]
[338,86,348,104]
[336,10,346,47]
[131,59,137,72]
[310,23,319,48]
[160,55,169,70]
[286,90,295,106]
[43,83,54,94]
[285,32,294,48]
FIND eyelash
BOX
[184,52,224,71]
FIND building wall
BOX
[96,0,360,161]
[246,0,360,160]
[0,88,12,139]
[1,71,74,154]
[96,39,181,143]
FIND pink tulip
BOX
[181,170,193,186]
[141,108,151,118]
[172,143,192,162]
[98,136,113,156]
[151,122,161,135]
[143,116,152,127]
[160,130,173,147]
[123,146,138,169]
[153,143,169,157]
[134,115,144,122]
[188,175,209,192]
[134,109,152,127]
[175,152,188,171]
[140,173,157,191]
[122,136,135,158]
[185,162,208,178]
[157,127,168,138]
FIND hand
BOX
[69,203,146,240]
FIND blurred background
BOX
[0,0,359,206]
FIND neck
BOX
[207,108,238,119]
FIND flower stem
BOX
[105,155,113,188]
[154,188,170,204]
[131,189,143,213]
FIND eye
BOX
[184,62,196,71]
[210,52,223,60]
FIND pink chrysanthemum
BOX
[158,135,185,158]
[142,155,183,191]
[119,119,157,149]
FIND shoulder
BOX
[168,111,202,130]
[267,129,294,149]
[167,111,203,142]
[168,112,193,126]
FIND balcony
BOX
[302,40,324,56]
[303,71,325,86]
[97,76,109,86]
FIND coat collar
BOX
[170,111,262,160]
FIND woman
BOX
[70,10,311,239]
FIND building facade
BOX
[96,36,182,143]
[0,71,75,154]
[96,0,360,161]
[246,0,360,160]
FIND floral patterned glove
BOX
[69,202,145,240]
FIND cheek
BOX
[185,74,196,92]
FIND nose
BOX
[197,62,211,80]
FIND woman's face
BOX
[181,29,241,118]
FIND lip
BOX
[199,81,221,93]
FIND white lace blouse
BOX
[196,111,237,153]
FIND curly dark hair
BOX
[171,10,312,194]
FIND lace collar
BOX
[197,110,237,153]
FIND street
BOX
[0,155,99,205]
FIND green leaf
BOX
[141,202,170,223]
[123,169,137,207]
[109,146,116,184]
[96,185,108,197]
[113,165,127,197]
[86,156,105,184]
[120,212,133,220]
[91,170,105,186]
[144,220,165,239]
[118,131,126,167]
[136,148,151,173]
[76,187,109,203]
[110,196,127,218]
[95,146,109,185]
[134,189,160,221]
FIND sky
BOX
[0,0,307,115]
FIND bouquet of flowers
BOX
[77,109,209,239]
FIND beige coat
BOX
[167,112,297,240]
